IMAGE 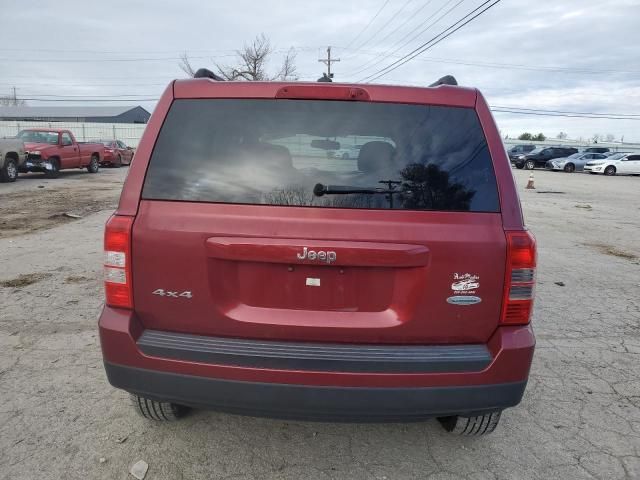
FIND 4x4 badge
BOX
[152,289,192,299]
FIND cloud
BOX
[0,0,638,141]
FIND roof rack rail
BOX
[194,68,225,81]
[429,75,458,87]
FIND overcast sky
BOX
[1,0,639,141]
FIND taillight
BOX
[104,215,134,309]
[501,231,537,325]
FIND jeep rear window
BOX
[142,99,499,212]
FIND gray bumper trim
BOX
[137,329,492,373]
[105,362,526,421]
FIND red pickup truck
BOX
[17,129,104,178]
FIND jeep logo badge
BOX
[296,247,337,264]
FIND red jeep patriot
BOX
[99,72,536,435]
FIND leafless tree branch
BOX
[183,34,299,82]
[179,53,196,77]
[274,48,298,81]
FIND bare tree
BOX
[178,52,196,77]
[605,133,616,142]
[0,92,26,106]
[274,48,298,81]
[592,133,601,143]
[179,34,297,81]
[557,131,568,139]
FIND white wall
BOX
[0,121,147,147]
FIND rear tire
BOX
[115,154,122,168]
[44,158,60,178]
[525,160,535,170]
[0,158,18,182]
[87,155,99,173]
[438,411,502,436]
[130,393,189,421]
[515,163,524,169]
[564,163,575,173]
[604,165,616,176]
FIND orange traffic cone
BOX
[526,173,535,189]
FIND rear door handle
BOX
[205,237,430,267]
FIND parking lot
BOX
[0,168,639,480]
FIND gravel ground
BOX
[0,168,639,480]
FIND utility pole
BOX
[12,87,17,106]
[318,46,340,80]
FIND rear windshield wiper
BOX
[313,182,404,197]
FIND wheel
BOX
[87,155,99,173]
[130,393,189,421]
[44,158,60,178]
[604,166,616,176]
[564,163,575,173]
[115,154,122,168]
[524,160,535,170]
[0,157,18,182]
[515,163,524,169]
[438,411,502,436]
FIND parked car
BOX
[513,146,579,169]
[328,145,361,160]
[584,152,640,176]
[95,139,134,167]
[99,73,537,436]
[0,137,27,182]
[545,152,608,172]
[583,146,610,154]
[16,129,104,178]
[506,144,535,161]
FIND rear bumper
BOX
[99,307,535,420]
[105,362,526,420]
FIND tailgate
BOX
[132,201,505,344]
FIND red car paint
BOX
[98,140,134,166]
[18,129,104,172]
[99,79,537,421]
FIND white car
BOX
[584,153,640,176]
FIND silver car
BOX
[546,152,608,173]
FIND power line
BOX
[0,47,316,64]
[346,0,465,78]
[491,109,640,121]
[0,55,230,63]
[0,93,163,98]
[361,0,502,82]
[491,106,640,118]
[8,98,159,103]
[343,0,391,50]
[344,0,415,57]
[405,56,640,75]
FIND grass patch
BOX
[0,273,52,288]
